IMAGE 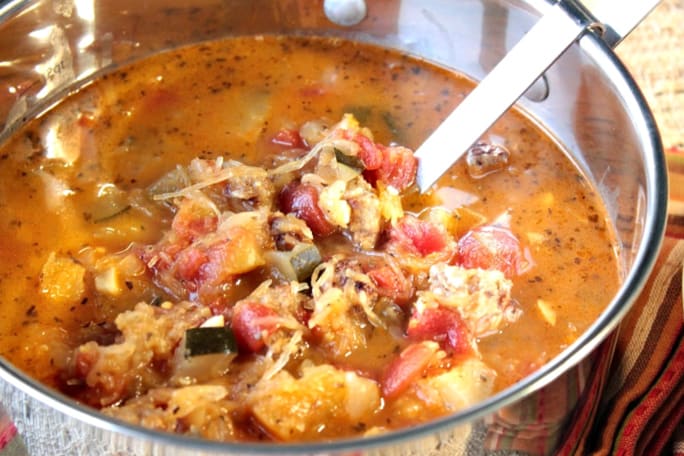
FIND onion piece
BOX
[262,330,304,381]
[147,165,191,197]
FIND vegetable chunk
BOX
[70,301,211,406]
[104,385,237,440]
[426,263,521,337]
[414,358,497,411]
[458,225,525,277]
[249,363,381,441]
[39,252,86,305]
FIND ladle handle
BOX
[413,0,661,193]
[580,0,661,47]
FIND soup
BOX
[0,36,619,442]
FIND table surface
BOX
[617,0,683,150]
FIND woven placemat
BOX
[617,0,684,148]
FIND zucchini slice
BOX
[334,148,365,171]
[265,243,322,282]
[289,243,322,281]
[184,326,238,357]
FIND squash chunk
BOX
[249,364,380,441]
[39,252,86,305]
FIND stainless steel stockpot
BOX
[0,0,668,454]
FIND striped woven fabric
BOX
[582,236,684,455]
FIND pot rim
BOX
[0,0,668,453]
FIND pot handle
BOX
[577,0,662,47]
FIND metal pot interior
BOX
[0,0,667,454]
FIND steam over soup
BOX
[0,36,619,442]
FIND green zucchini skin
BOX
[184,326,238,357]
[290,244,322,282]
[334,148,365,171]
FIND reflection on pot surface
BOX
[0,1,666,455]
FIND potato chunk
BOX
[249,363,381,441]
[415,358,497,411]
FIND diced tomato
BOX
[364,145,417,191]
[458,225,523,277]
[279,182,336,237]
[139,241,182,281]
[389,215,453,256]
[381,342,437,399]
[72,347,127,406]
[162,241,187,259]
[337,131,417,190]
[354,133,383,170]
[171,201,218,243]
[272,129,305,148]
[367,265,413,306]
[231,302,279,353]
[336,129,382,170]
[196,241,231,286]
[407,306,472,354]
[173,246,208,282]
[73,348,98,379]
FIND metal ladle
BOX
[412,0,661,192]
